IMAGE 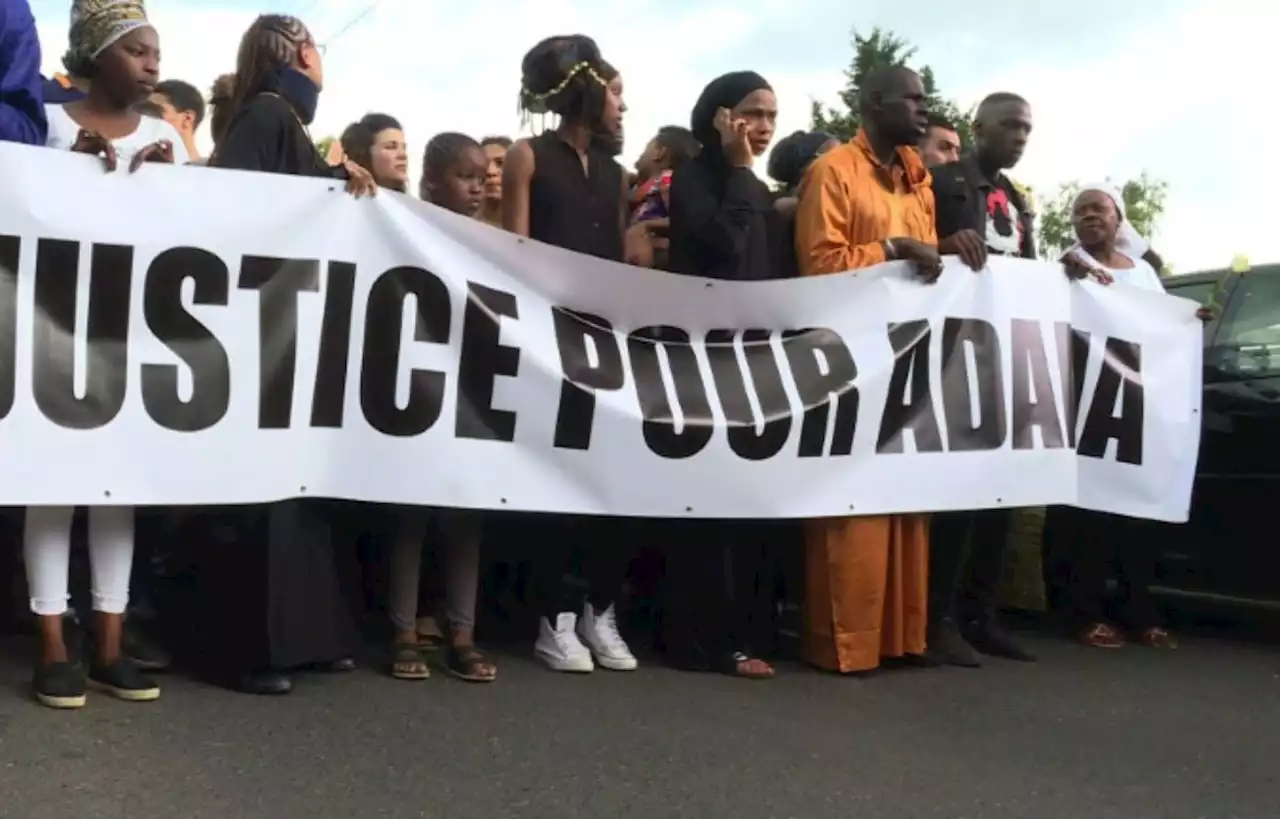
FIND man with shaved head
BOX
[926,91,1039,668]
[793,65,984,674]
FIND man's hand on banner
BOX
[129,140,175,172]
[625,218,668,268]
[71,129,117,171]
[892,238,943,283]
[1195,306,1215,322]
[939,229,987,271]
[342,160,378,198]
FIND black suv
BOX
[1157,263,1280,604]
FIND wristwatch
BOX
[882,239,898,260]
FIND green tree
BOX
[809,28,972,148]
[316,135,338,160]
[1034,172,1170,261]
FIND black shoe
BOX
[232,669,293,695]
[33,661,87,709]
[122,621,171,672]
[926,617,982,668]
[317,657,356,673]
[964,618,1036,662]
[88,658,161,702]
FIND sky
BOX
[29,0,1277,272]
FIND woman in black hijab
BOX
[667,70,784,282]
[661,71,783,679]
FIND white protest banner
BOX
[0,145,1203,521]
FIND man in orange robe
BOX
[793,66,957,673]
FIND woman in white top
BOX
[25,0,176,711]
[1068,184,1165,292]
[1043,183,1180,651]
[44,0,187,172]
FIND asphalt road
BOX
[0,625,1277,819]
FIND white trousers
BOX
[24,506,135,616]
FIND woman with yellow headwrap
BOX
[44,0,188,170]
[21,0,183,711]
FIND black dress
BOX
[174,87,361,677]
[517,132,639,620]
[661,156,792,669]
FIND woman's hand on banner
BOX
[326,140,347,166]
[938,229,987,271]
[129,140,175,172]
[1195,306,1215,322]
[1060,254,1112,285]
[893,238,943,283]
[342,160,378,198]
[71,129,117,172]
[625,218,668,268]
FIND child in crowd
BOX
[420,131,487,216]
[375,130,495,683]
[630,125,700,224]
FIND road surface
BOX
[0,626,1277,819]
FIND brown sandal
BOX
[1137,627,1179,650]
[390,642,430,680]
[445,644,496,683]
[717,651,774,680]
[416,617,444,651]
[1079,623,1125,649]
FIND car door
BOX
[1173,265,1280,600]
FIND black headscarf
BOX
[767,130,833,191]
[689,70,772,175]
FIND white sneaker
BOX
[535,613,594,673]
[577,603,638,671]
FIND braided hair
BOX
[518,35,609,127]
[420,131,482,201]
[227,14,311,124]
[207,73,236,147]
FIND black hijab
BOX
[689,70,771,178]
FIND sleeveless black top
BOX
[527,132,624,263]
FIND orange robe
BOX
[792,130,936,673]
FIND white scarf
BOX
[1067,182,1149,261]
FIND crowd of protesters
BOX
[0,0,1200,710]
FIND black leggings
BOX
[1042,507,1160,631]
[528,515,634,619]
[660,520,773,668]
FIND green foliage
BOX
[809,28,972,148]
[315,136,337,159]
[1034,172,1170,260]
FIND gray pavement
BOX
[0,629,1277,819]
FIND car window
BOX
[1211,266,1280,377]
[1165,279,1216,306]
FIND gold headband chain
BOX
[521,60,607,112]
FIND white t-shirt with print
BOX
[45,104,190,168]
[983,185,1025,256]
[1072,247,1164,293]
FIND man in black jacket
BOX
[926,92,1037,667]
